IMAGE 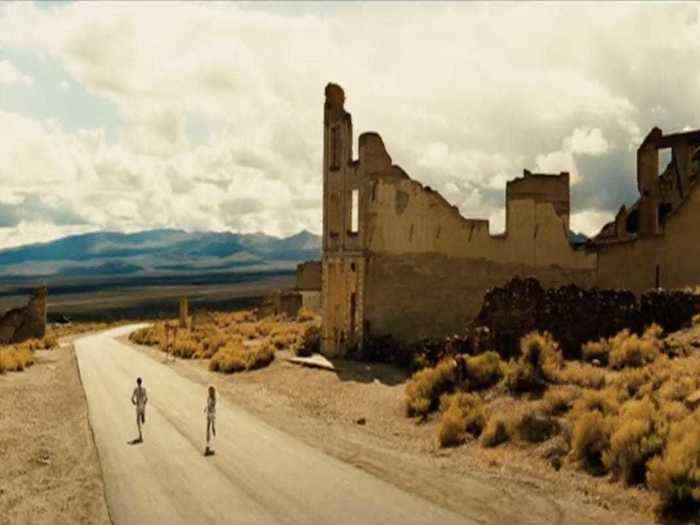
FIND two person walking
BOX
[130,377,217,454]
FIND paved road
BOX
[75,326,471,525]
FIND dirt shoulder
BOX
[0,339,110,525]
[127,337,656,525]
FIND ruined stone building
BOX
[321,84,595,356]
[0,287,48,344]
[320,84,700,357]
[594,127,700,293]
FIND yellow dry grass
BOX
[128,309,318,375]
[401,326,700,514]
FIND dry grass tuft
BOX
[462,351,504,390]
[436,392,485,447]
[480,416,509,447]
[647,412,700,512]
[404,358,457,417]
[539,386,580,416]
[693,313,700,326]
[296,325,321,357]
[0,346,34,373]
[208,341,275,373]
[128,309,318,371]
[505,331,562,393]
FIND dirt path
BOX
[0,339,110,525]
[127,336,656,525]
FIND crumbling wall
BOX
[296,261,322,291]
[364,256,595,344]
[0,287,48,344]
[320,82,597,356]
[597,181,700,293]
[474,277,700,358]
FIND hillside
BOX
[0,229,321,278]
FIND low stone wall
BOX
[0,287,48,344]
[474,278,700,358]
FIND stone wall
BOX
[0,287,48,344]
[296,261,322,291]
[320,82,596,356]
[364,255,595,344]
[597,181,700,294]
[474,278,700,358]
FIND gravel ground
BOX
[0,340,110,525]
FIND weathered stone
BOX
[0,287,48,344]
[475,277,700,358]
[318,83,700,357]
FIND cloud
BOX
[564,128,609,156]
[0,2,699,248]
[0,59,33,86]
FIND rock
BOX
[355,417,367,426]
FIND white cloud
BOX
[0,59,33,86]
[59,79,69,90]
[563,128,609,156]
[0,2,699,248]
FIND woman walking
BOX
[204,385,216,455]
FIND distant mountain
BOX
[0,229,321,277]
[568,231,589,244]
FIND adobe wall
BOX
[296,261,322,291]
[362,147,593,271]
[320,82,597,355]
[0,287,48,344]
[597,182,700,294]
[364,255,595,343]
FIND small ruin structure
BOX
[258,261,322,318]
[179,297,189,329]
[320,83,700,357]
[0,287,48,344]
[593,127,700,293]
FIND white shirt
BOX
[132,386,148,410]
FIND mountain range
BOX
[0,229,322,278]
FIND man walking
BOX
[131,377,148,443]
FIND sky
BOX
[0,1,699,249]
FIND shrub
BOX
[571,411,611,475]
[271,332,298,350]
[505,332,562,393]
[582,339,609,365]
[480,416,509,447]
[0,347,34,372]
[693,314,700,326]
[602,397,665,485]
[0,350,9,374]
[209,341,275,374]
[197,331,228,358]
[296,307,316,322]
[553,362,606,389]
[403,358,457,417]
[296,325,321,357]
[569,388,621,474]
[540,386,579,416]
[436,392,485,447]
[41,335,59,350]
[172,334,199,358]
[608,325,662,369]
[129,325,162,346]
[513,412,558,443]
[647,412,700,512]
[462,352,504,390]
